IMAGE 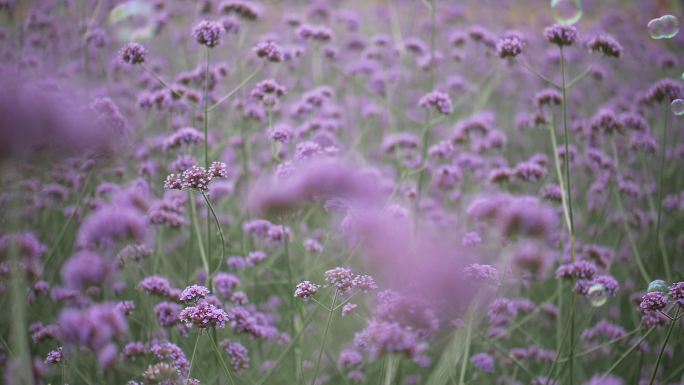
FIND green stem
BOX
[208,63,264,112]
[559,46,576,262]
[548,121,573,234]
[653,103,671,281]
[610,141,651,284]
[203,48,212,287]
[601,328,654,378]
[458,314,473,385]
[186,332,202,383]
[648,308,680,385]
[200,191,226,279]
[383,355,398,385]
[310,289,338,385]
[208,333,236,385]
[188,191,209,275]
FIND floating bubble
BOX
[647,279,668,293]
[108,0,155,42]
[550,0,583,25]
[672,99,684,116]
[587,283,608,307]
[647,15,679,39]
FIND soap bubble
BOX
[551,0,583,25]
[587,283,607,307]
[671,99,684,116]
[109,0,155,42]
[647,15,679,39]
[647,279,668,293]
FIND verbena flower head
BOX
[220,340,250,372]
[556,260,599,280]
[587,34,623,58]
[119,42,147,64]
[179,285,210,303]
[638,291,667,314]
[179,299,229,329]
[496,32,525,58]
[254,41,284,62]
[192,20,224,48]
[471,352,495,373]
[418,90,453,115]
[544,24,578,46]
[352,274,379,293]
[669,281,684,306]
[325,267,354,291]
[294,281,319,300]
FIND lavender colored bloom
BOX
[179,285,209,303]
[138,275,172,297]
[418,91,453,115]
[544,24,577,46]
[154,302,181,327]
[669,281,684,306]
[220,0,262,20]
[214,272,241,299]
[44,347,63,365]
[162,127,202,150]
[179,299,228,329]
[192,20,223,47]
[294,281,319,300]
[470,352,495,373]
[587,34,623,58]
[639,291,667,314]
[325,267,354,291]
[254,41,284,62]
[123,342,146,360]
[342,303,358,317]
[58,303,128,368]
[354,319,426,362]
[149,341,189,375]
[220,340,250,372]
[496,32,525,58]
[641,79,683,104]
[60,250,112,291]
[119,42,147,64]
[352,274,378,293]
[555,261,598,280]
[464,264,499,283]
[76,206,148,249]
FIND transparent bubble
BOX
[551,0,583,25]
[108,0,155,42]
[647,15,679,40]
[647,279,668,293]
[672,99,684,116]
[587,283,607,307]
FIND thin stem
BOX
[648,307,681,385]
[518,59,561,89]
[610,141,651,284]
[188,191,209,275]
[141,64,193,103]
[653,103,671,281]
[208,63,264,112]
[203,48,212,287]
[34,171,91,287]
[566,65,592,89]
[548,121,572,233]
[457,313,473,385]
[310,289,338,385]
[186,332,202,383]
[200,191,225,279]
[559,46,576,261]
[601,328,654,378]
[208,333,236,385]
[255,305,322,385]
[383,355,398,385]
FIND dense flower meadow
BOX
[1,0,683,384]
